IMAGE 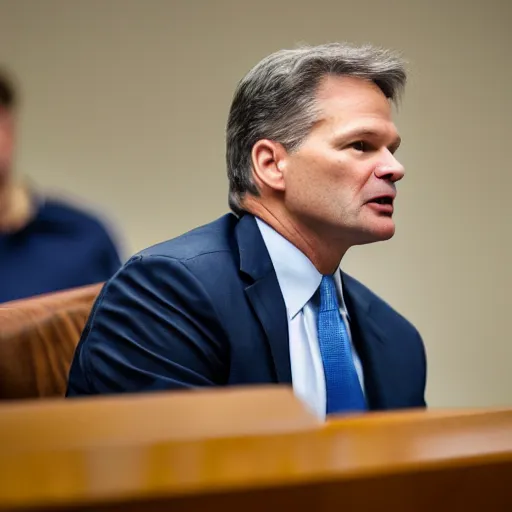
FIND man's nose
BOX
[374,150,405,183]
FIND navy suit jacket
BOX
[67,213,427,410]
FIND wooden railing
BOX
[0,386,511,511]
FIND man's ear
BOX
[251,139,288,192]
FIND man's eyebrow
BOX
[334,128,402,149]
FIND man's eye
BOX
[351,141,368,152]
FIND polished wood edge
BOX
[1,408,511,510]
[325,406,510,427]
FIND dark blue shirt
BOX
[0,199,122,303]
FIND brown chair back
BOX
[0,284,102,400]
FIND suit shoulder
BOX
[136,213,238,262]
[343,272,420,335]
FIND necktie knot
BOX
[319,275,339,312]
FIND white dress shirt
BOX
[256,218,365,419]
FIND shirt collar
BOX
[255,217,349,320]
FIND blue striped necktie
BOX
[317,275,367,414]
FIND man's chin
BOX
[355,222,396,245]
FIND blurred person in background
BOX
[0,69,122,303]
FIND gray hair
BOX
[226,42,407,215]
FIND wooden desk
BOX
[0,389,511,511]
[0,386,319,449]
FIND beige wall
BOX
[1,0,510,408]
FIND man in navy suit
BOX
[67,43,427,417]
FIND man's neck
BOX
[0,182,35,234]
[242,196,348,275]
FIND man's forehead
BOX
[313,107,399,140]
[335,117,399,135]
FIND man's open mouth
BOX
[368,196,393,205]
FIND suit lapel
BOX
[235,215,292,384]
[342,273,396,410]
[245,277,291,383]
